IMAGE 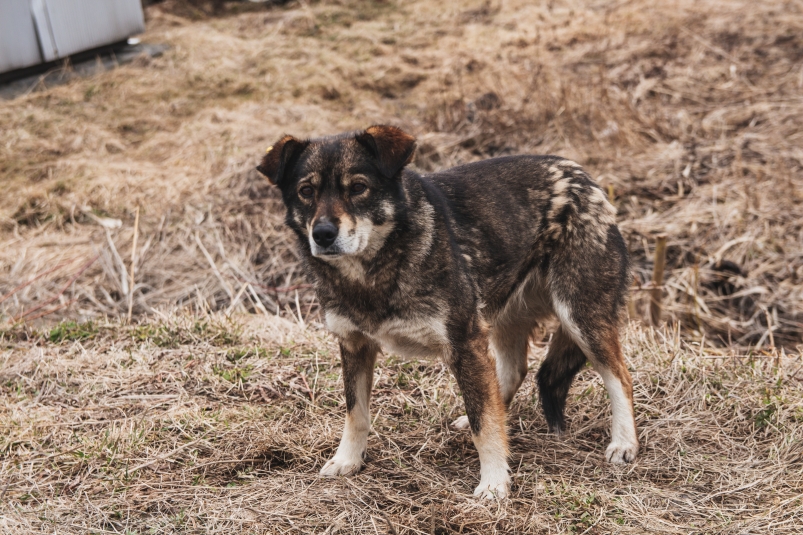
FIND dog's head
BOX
[256,125,416,260]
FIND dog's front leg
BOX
[449,324,511,499]
[321,333,379,477]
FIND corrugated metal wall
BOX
[35,0,145,61]
[0,0,44,73]
[0,0,145,75]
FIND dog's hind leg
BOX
[546,226,637,463]
[320,333,379,476]
[550,290,638,464]
[593,332,638,464]
[559,315,637,463]
[448,320,510,498]
[536,327,587,435]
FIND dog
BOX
[256,125,638,498]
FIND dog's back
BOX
[417,155,629,318]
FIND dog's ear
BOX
[355,125,416,179]
[256,135,309,186]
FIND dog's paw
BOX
[320,455,363,477]
[451,415,471,430]
[473,475,510,500]
[605,440,639,464]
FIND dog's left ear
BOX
[256,135,309,187]
[355,125,416,179]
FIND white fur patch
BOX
[451,415,470,430]
[326,310,449,360]
[308,217,370,258]
[544,161,617,243]
[552,298,592,357]
[548,165,563,180]
[595,367,639,464]
[472,426,510,499]
[321,375,370,477]
[325,311,359,339]
[311,205,396,282]
[374,315,449,359]
[587,186,618,226]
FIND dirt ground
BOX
[1,0,803,533]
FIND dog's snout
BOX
[312,221,339,248]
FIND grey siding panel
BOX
[31,0,58,61]
[1,0,145,74]
[40,0,145,59]
[0,0,44,72]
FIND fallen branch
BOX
[22,298,78,323]
[0,258,76,306]
[13,255,99,323]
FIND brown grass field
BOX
[1,0,803,533]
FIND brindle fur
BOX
[256,125,639,499]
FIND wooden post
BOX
[650,234,667,326]
[627,280,638,321]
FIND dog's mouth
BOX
[310,244,347,259]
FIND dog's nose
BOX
[312,221,338,248]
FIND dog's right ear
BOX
[256,135,308,186]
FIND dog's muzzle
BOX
[312,220,339,249]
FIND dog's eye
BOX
[350,183,367,195]
[299,186,314,198]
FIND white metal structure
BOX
[0,0,145,74]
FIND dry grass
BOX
[1,315,802,533]
[0,0,801,348]
[2,0,803,532]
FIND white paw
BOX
[320,454,363,477]
[605,440,639,464]
[473,475,510,499]
[451,415,471,430]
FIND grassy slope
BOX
[0,0,801,345]
[1,317,802,534]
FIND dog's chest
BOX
[326,310,449,359]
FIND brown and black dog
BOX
[256,125,638,498]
